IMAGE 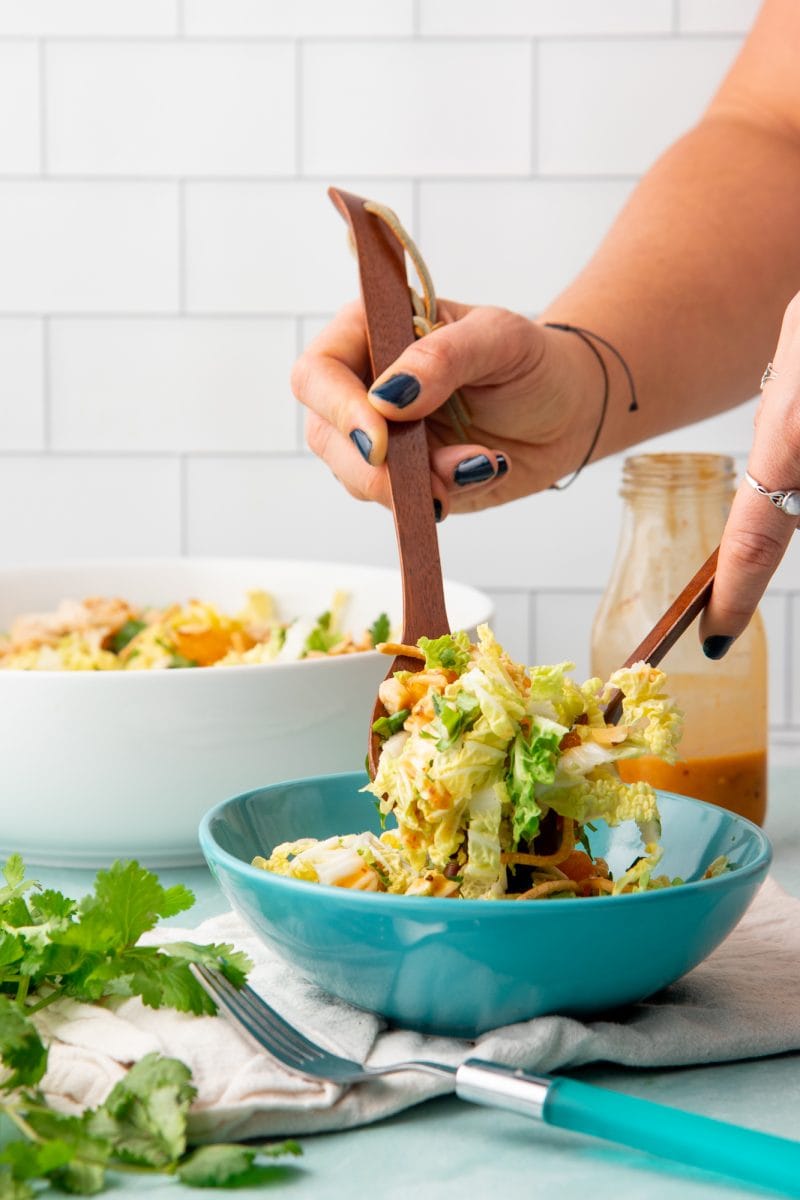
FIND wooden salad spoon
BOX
[328,187,450,778]
[603,546,718,724]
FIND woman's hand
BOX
[700,291,800,657]
[292,299,605,521]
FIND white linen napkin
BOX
[36,877,800,1141]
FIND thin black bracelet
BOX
[543,322,639,491]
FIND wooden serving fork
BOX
[603,547,718,723]
[328,188,450,778]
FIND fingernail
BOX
[349,428,372,463]
[702,635,735,660]
[496,453,508,477]
[454,454,495,486]
[369,373,420,408]
[433,498,443,523]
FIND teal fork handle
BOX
[545,1077,800,1197]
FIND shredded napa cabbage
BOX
[254,626,696,900]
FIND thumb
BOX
[366,306,543,421]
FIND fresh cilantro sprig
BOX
[0,855,302,1194]
[0,1054,302,1195]
[368,612,390,648]
[303,610,339,655]
[0,856,248,1017]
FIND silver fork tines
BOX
[193,963,455,1084]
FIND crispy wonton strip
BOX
[584,877,615,894]
[501,819,576,867]
[376,641,426,660]
[517,879,578,900]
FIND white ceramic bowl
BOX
[0,559,492,868]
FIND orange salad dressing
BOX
[618,750,767,826]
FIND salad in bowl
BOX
[0,588,389,671]
[254,626,722,900]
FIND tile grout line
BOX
[37,38,47,174]
[530,38,538,177]
[295,39,303,177]
[177,180,187,312]
[178,454,188,554]
[0,172,641,184]
[0,312,335,322]
[0,449,308,461]
[41,316,51,451]
[0,33,747,44]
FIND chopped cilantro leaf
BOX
[423,692,480,752]
[168,653,198,669]
[108,619,147,654]
[371,709,410,739]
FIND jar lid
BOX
[621,452,735,498]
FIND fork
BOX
[195,965,800,1197]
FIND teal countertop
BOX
[21,769,800,1199]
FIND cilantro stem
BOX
[15,973,30,1007]
[25,987,65,1015]
[1,1101,43,1144]
[1,1101,174,1177]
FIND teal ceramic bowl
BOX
[199,772,772,1038]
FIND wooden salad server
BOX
[603,546,718,724]
[328,187,450,778]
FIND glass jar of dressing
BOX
[590,453,768,825]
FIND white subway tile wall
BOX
[538,38,741,176]
[0,0,796,755]
[46,43,296,177]
[0,183,178,311]
[301,42,532,177]
[0,321,44,449]
[49,318,298,453]
[419,180,634,311]
[0,43,39,173]
[184,180,414,312]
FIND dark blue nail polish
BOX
[454,454,495,486]
[370,373,420,408]
[702,635,734,660]
[496,453,508,477]
[349,428,372,463]
[433,498,443,523]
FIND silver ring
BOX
[745,471,800,517]
[760,361,778,388]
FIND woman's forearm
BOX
[541,0,800,459]
[542,115,800,457]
